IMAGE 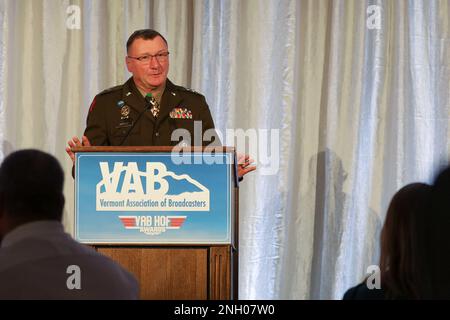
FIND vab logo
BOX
[96,162,209,211]
[119,215,187,235]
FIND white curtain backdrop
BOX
[0,0,449,299]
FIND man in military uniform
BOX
[82,77,217,147]
[66,29,255,178]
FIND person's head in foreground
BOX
[0,149,64,239]
[379,182,432,299]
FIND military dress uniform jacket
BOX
[84,77,220,147]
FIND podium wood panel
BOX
[209,246,232,299]
[98,247,208,300]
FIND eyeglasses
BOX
[127,52,170,64]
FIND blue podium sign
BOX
[74,151,234,244]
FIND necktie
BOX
[149,95,160,118]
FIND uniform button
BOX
[155,132,159,137]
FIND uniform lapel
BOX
[156,80,183,127]
[122,77,156,124]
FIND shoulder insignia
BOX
[98,84,123,96]
[177,85,204,97]
[88,97,97,113]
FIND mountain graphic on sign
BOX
[164,175,203,195]
[162,170,208,197]
[96,161,210,211]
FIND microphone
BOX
[118,93,153,146]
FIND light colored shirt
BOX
[0,220,139,299]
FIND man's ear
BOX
[125,56,133,73]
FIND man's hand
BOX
[237,153,256,179]
[65,135,91,164]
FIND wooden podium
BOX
[72,146,238,300]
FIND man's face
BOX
[126,36,169,90]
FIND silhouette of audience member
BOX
[425,166,450,299]
[0,149,139,299]
[343,183,432,299]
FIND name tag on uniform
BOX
[116,118,134,128]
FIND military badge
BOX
[116,100,131,119]
[121,105,130,118]
[170,107,193,119]
[115,100,133,128]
